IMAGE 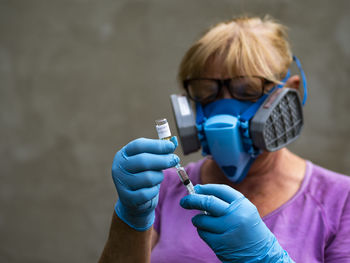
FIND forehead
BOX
[200,56,235,79]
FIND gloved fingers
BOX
[124,138,176,156]
[180,193,230,216]
[170,136,178,148]
[132,197,158,214]
[192,214,233,234]
[119,184,160,207]
[120,152,180,173]
[125,171,164,190]
[194,184,244,204]
[197,227,222,241]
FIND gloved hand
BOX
[112,137,179,231]
[180,184,294,263]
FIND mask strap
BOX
[293,55,308,105]
[196,56,307,122]
[195,101,211,156]
[277,70,291,89]
[239,69,291,122]
[239,94,267,122]
[195,101,205,125]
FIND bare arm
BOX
[98,212,153,263]
[100,138,176,262]
[151,228,159,250]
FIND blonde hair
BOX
[178,16,293,85]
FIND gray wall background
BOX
[1,0,349,262]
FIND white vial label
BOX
[178,96,191,116]
[156,123,171,139]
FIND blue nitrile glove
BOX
[112,137,179,231]
[180,184,295,263]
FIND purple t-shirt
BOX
[151,159,350,262]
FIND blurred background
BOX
[0,0,349,262]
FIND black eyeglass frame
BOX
[183,76,274,103]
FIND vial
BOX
[155,118,172,140]
[154,118,208,214]
[155,118,196,195]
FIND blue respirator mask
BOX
[170,56,308,182]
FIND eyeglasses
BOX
[183,76,274,104]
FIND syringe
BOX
[175,164,196,195]
[155,118,196,195]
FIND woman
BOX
[99,16,350,262]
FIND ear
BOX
[285,75,300,90]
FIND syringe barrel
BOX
[186,181,196,195]
[176,166,189,183]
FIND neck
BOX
[201,148,306,197]
[200,148,306,217]
[246,149,284,179]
